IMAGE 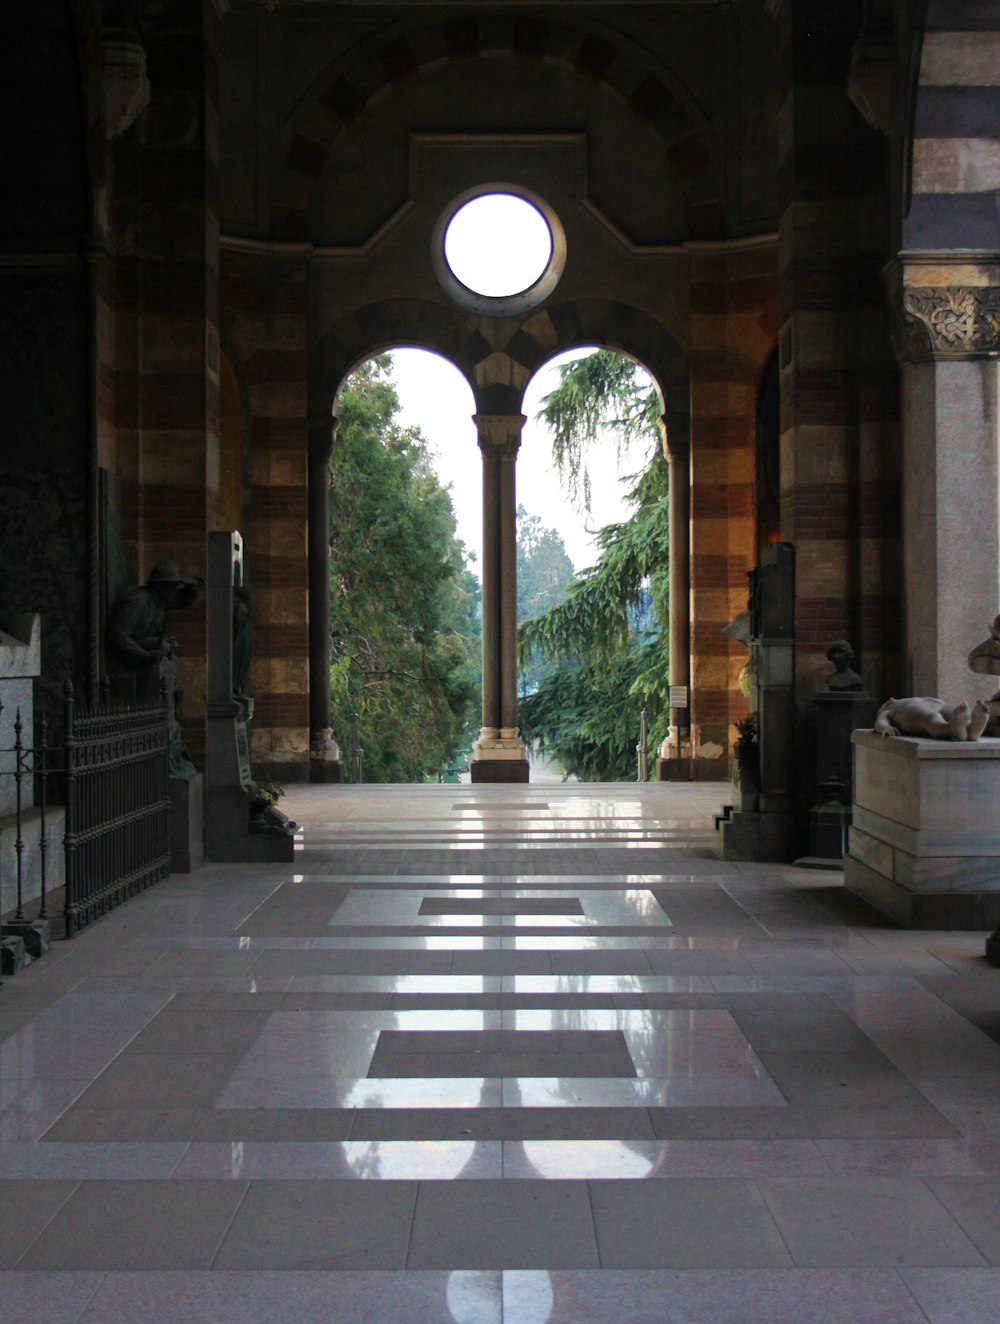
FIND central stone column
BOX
[890,257,1000,704]
[307,412,343,783]
[657,421,692,778]
[472,413,528,782]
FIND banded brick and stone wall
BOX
[774,0,901,779]
[688,241,779,776]
[907,0,1000,251]
[103,0,225,765]
[221,245,311,782]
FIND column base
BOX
[169,773,204,873]
[472,727,527,761]
[471,759,530,783]
[657,757,691,781]
[310,731,344,783]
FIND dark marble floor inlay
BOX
[368,1030,637,1078]
[419,897,585,915]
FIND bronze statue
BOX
[107,561,204,775]
[825,639,863,692]
[108,562,204,693]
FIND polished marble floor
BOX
[3,780,1000,1321]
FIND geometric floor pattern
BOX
[3,780,1000,1321]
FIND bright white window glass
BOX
[444,193,553,298]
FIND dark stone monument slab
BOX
[205,532,295,863]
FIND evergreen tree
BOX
[516,505,575,696]
[517,351,669,780]
[329,356,480,781]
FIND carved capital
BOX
[897,286,1000,362]
[308,414,338,465]
[102,36,150,140]
[475,413,525,462]
[659,416,689,465]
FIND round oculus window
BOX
[433,188,565,315]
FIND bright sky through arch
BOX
[388,348,643,576]
[444,193,553,296]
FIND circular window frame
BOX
[432,185,566,317]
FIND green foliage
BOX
[518,351,669,780]
[329,356,480,782]
[516,506,576,696]
[518,642,665,783]
[537,350,660,512]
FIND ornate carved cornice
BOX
[102,35,150,140]
[887,258,1000,363]
[899,286,1000,362]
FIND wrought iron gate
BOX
[62,682,171,937]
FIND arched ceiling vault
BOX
[269,10,724,243]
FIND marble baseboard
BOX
[844,853,1000,929]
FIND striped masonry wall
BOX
[128,0,223,766]
[688,242,779,774]
[907,1,1000,250]
[221,246,311,782]
[775,0,901,729]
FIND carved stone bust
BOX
[825,639,863,692]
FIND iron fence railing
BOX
[0,685,171,964]
[0,704,52,933]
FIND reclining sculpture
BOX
[874,696,990,741]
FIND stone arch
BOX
[310,298,491,424]
[271,12,721,242]
[502,298,689,443]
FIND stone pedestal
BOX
[722,810,799,862]
[845,729,1000,928]
[471,724,528,783]
[169,774,203,873]
[471,759,530,784]
[798,690,876,866]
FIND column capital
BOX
[886,256,1000,364]
[659,416,689,465]
[475,413,526,461]
[308,413,339,464]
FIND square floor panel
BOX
[214,1180,419,1270]
[368,1030,637,1079]
[419,898,585,916]
[407,1179,598,1268]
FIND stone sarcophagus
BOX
[845,729,1000,928]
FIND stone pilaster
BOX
[308,414,343,782]
[657,420,692,775]
[776,0,900,787]
[129,0,225,767]
[889,256,1000,704]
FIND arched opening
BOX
[328,349,481,783]
[516,347,669,782]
